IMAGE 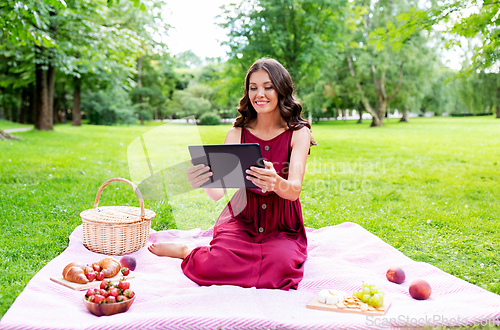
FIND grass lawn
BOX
[0,119,33,131]
[0,116,499,318]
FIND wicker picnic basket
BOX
[80,178,156,255]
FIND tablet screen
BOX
[188,144,264,189]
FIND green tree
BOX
[0,0,157,137]
[370,0,500,119]
[220,0,347,92]
[340,0,426,127]
[167,82,212,119]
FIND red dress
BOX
[181,128,308,290]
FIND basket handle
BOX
[93,178,145,218]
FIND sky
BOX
[162,0,233,60]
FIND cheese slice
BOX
[318,289,347,305]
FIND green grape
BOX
[361,294,371,303]
[354,291,363,299]
[372,293,383,308]
[368,296,375,306]
[362,287,371,295]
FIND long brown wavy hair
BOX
[234,58,317,146]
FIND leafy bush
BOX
[198,112,222,125]
[82,87,136,125]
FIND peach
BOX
[120,256,137,271]
[409,279,432,300]
[386,266,406,284]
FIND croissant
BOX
[62,262,93,284]
[94,257,121,278]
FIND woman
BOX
[149,58,315,290]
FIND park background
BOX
[1,0,499,320]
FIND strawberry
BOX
[86,272,96,282]
[85,288,95,297]
[100,280,112,290]
[86,295,95,302]
[109,288,119,297]
[92,264,101,272]
[118,281,130,291]
[93,294,105,304]
[105,296,116,304]
[123,289,134,299]
[121,267,130,276]
[99,289,109,298]
[116,295,128,302]
[96,272,104,281]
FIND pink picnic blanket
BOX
[1,222,499,329]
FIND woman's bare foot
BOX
[148,242,193,259]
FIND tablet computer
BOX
[188,143,265,189]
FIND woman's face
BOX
[248,70,279,115]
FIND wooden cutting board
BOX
[306,296,391,316]
[50,273,135,291]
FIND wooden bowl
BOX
[83,296,135,316]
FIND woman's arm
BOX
[201,127,242,201]
[246,127,310,201]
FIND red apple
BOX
[386,266,406,284]
[409,279,432,300]
[120,256,137,271]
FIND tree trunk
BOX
[346,54,381,126]
[53,94,61,124]
[400,105,409,123]
[137,56,144,125]
[7,102,13,122]
[0,87,5,120]
[370,114,383,127]
[357,103,363,124]
[369,61,405,127]
[72,76,81,126]
[0,129,18,140]
[497,87,500,119]
[35,58,52,130]
[29,83,36,124]
[19,89,26,124]
[48,63,55,123]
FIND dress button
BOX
[264,145,270,151]
[259,227,264,233]
[262,203,267,210]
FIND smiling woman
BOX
[234,58,316,137]
[249,70,279,115]
[149,58,316,290]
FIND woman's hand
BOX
[186,162,212,189]
[245,160,278,192]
